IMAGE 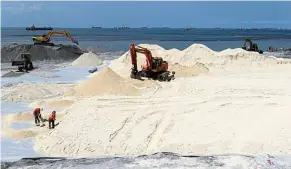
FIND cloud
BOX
[2,3,43,14]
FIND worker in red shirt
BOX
[48,111,56,129]
[33,108,43,126]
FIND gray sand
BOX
[1,71,26,78]
[1,43,85,63]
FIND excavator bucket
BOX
[72,38,79,45]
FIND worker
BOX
[48,111,56,129]
[33,108,43,126]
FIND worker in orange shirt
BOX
[33,108,43,126]
[48,111,56,129]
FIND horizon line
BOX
[1,26,290,30]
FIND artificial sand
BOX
[2,43,291,157]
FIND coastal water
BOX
[2,27,291,53]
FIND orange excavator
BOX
[130,44,175,81]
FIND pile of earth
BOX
[1,43,85,63]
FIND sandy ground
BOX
[33,65,291,157]
[2,43,291,159]
[1,111,66,139]
[71,51,103,67]
[1,82,75,102]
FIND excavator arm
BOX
[129,44,174,81]
[130,44,153,73]
[32,30,79,45]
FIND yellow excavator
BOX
[32,30,79,46]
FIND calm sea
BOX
[1,27,291,53]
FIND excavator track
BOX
[157,71,175,82]
[132,70,175,82]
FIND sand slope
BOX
[66,67,141,97]
[1,44,84,63]
[71,52,103,67]
[1,82,75,102]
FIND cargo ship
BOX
[92,26,102,29]
[115,25,130,30]
[26,24,53,30]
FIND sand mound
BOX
[71,52,103,67]
[1,44,84,63]
[109,43,291,77]
[67,67,140,97]
[170,63,209,77]
[1,82,75,102]
[179,44,218,66]
[29,99,75,109]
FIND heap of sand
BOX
[1,43,84,63]
[1,82,75,102]
[71,52,104,67]
[66,67,141,97]
[109,43,291,77]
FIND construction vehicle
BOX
[32,30,79,46]
[12,53,34,72]
[129,44,175,82]
[242,39,263,54]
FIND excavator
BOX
[130,44,175,82]
[32,30,79,46]
[242,39,263,54]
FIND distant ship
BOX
[184,27,192,31]
[115,25,130,30]
[92,26,102,29]
[26,24,53,30]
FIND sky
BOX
[1,1,291,28]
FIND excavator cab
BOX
[152,57,163,69]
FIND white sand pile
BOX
[169,63,209,77]
[1,83,75,102]
[71,52,103,67]
[66,67,140,97]
[108,44,210,78]
[110,43,291,77]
